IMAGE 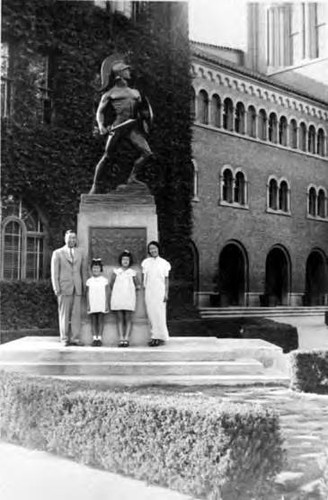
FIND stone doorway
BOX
[218,242,247,306]
[305,250,327,305]
[265,246,290,306]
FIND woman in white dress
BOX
[110,250,140,347]
[141,241,171,347]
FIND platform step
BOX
[0,337,286,368]
[0,337,290,387]
[0,359,265,376]
[48,373,290,387]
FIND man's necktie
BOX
[70,248,74,263]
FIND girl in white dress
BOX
[110,250,140,347]
[86,259,109,347]
[142,241,171,347]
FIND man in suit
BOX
[51,230,87,346]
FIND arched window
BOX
[222,168,233,203]
[268,113,278,143]
[308,125,316,154]
[308,187,317,216]
[299,122,307,152]
[279,180,289,212]
[247,105,256,138]
[210,94,221,128]
[191,159,199,201]
[269,179,278,210]
[223,98,234,131]
[278,116,287,146]
[197,90,209,124]
[1,42,12,118]
[235,102,245,134]
[258,109,267,140]
[317,128,325,157]
[1,197,46,280]
[318,189,326,218]
[234,171,246,205]
[2,220,23,280]
[190,87,196,121]
[289,119,297,149]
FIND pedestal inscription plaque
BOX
[90,227,147,265]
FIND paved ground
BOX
[0,442,195,500]
[126,384,328,499]
[213,387,328,498]
[289,321,328,350]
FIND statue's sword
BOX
[106,118,137,135]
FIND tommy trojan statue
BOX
[89,54,154,194]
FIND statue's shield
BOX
[138,96,154,136]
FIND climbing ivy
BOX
[1,1,194,285]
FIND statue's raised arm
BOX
[89,54,154,194]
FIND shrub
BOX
[204,317,298,353]
[168,318,210,337]
[242,319,298,353]
[0,371,284,499]
[0,279,199,334]
[0,280,58,330]
[0,329,57,345]
[167,280,199,320]
[289,350,328,393]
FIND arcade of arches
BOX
[189,241,328,307]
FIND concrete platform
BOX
[0,336,290,386]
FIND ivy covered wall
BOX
[1,1,194,295]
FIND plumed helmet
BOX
[112,61,130,74]
[100,53,130,91]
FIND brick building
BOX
[190,3,328,308]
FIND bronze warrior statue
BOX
[89,55,154,194]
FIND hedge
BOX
[1,280,299,351]
[289,350,328,393]
[0,279,195,333]
[0,329,57,345]
[242,320,298,354]
[204,317,298,353]
[0,280,57,330]
[0,371,284,499]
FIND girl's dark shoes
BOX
[92,339,102,347]
[148,339,165,347]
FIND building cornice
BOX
[191,46,328,108]
[190,40,244,57]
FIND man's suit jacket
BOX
[51,246,87,296]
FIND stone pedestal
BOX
[77,183,158,346]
